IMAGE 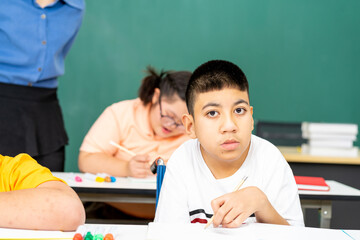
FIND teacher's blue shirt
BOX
[0,0,85,88]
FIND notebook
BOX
[294,176,330,191]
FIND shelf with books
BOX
[278,146,360,165]
[301,122,358,159]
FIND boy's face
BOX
[183,88,253,166]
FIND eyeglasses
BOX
[159,96,185,131]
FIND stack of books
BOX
[301,122,358,157]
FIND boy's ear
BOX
[182,114,196,139]
[152,88,160,104]
[250,106,254,131]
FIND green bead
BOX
[94,234,104,240]
[84,231,94,240]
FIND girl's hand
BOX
[127,154,152,178]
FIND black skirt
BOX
[0,83,68,157]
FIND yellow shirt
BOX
[80,98,190,162]
[0,153,64,192]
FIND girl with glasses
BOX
[78,66,191,219]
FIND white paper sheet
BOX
[146,222,357,240]
[0,227,74,239]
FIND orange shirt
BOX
[80,98,190,162]
[0,153,65,192]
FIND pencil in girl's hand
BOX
[109,140,136,157]
[204,176,248,229]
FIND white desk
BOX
[0,224,148,240]
[54,172,157,204]
[54,173,360,229]
[299,180,360,228]
[1,223,359,240]
[147,222,360,240]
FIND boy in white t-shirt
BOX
[154,60,304,228]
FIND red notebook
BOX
[294,176,330,191]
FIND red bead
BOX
[73,233,83,240]
[103,233,114,240]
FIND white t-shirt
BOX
[154,135,304,227]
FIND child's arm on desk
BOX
[79,151,152,178]
[0,180,85,231]
[211,186,289,228]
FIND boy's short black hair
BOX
[185,60,249,115]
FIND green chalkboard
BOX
[59,0,360,171]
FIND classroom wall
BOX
[59,0,360,172]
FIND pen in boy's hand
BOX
[204,176,248,229]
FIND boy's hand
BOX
[127,154,152,178]
[210,186,267,228]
